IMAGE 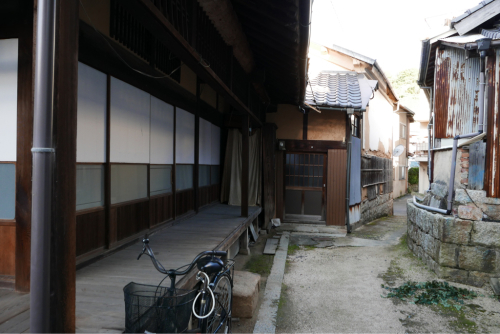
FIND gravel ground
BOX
[276,196,500,333]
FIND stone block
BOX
[431,183,448,198]
[471,221,500,248]
[458,245,496,273]
[476,203,500,221]
[441,218,472,245]
[437,266,469,283]
[232,271,261,318]
[421,232,440,261]
[479,197,500,205]
[467,271,491,287]
[458,205,482,221]
[438,243,458,267]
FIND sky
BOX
[311,0,481,77]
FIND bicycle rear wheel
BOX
[206,274,232,333]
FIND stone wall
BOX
[357,193,393,228]
[407,199,500,287]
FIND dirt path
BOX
[276,197,500,333]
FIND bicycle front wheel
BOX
[206,274,232,333]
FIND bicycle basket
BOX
[123,282,197,333]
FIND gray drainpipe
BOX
[30,0,56,332]
[414,38,490,215]
[345,124,352,233]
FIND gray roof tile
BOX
[305,72,363,109]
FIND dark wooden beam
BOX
[282,140,346,153]
[14,2,34,293]
[241,115,249,217]
[49,0,79,331]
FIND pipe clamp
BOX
[31,147,55,153]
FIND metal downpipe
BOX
[345,127,352,233]
[30,0,56,332]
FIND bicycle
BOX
[124,235,234,333]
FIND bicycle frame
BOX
[137,236,233,333]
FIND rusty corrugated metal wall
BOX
[485,50,500,197]
[434,48,481,138]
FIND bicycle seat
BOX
[197,255,224,275]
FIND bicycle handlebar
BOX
[137,235,227,277]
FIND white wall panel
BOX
[77,62,107,162]
[211,124,220,165]
[175,108,195,164]
[150,96,174,164]
[110,77,150,163]
[199,118,212,164]
[0,39,18,162]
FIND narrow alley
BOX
[274,196,500,333]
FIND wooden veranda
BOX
[0,204,260,333]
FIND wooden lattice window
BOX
[285,153,324,188]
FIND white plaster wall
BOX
[364,91,393,155]
[150,96,174,164]
[433,149,463,191]
[76,62,107,163]
[199,118,212,165]
[419,162,430,194]
[211,124,220,165]
[0,39,18,162]
[110,77,150,163]
[175,108,195,164]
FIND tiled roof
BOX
[305,72,362,109]
[451,0,494,24]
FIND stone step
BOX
[232,271,261,318]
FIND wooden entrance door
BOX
[284,153,326,222]
[326,149,346,226]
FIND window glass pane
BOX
[176,165,193,191]
[199,165,210,187]
[76,164,104,211]
[0,164,15,219]
[150,165,172,196]
[111,164,147,204]
[211,165,220,185]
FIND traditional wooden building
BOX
[267,42,409,229]
[0,0,311,331]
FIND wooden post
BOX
[105,75,112,248]
[173,107,177,218]
[194,78,200,212]
[15,5,35,293]
[49,0,79,331]
[239,227,250,255]
[262,123,277,230]
[241,115,249,217]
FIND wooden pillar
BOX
[14,5,35,293]
[241,115,249,217]
[303,112,308,140]
[194,78,200,212]
[239,227,250,255]
[173,107,177,218]
[49,0,79,331]
[104,75,113,248]
[262,123,277,230]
